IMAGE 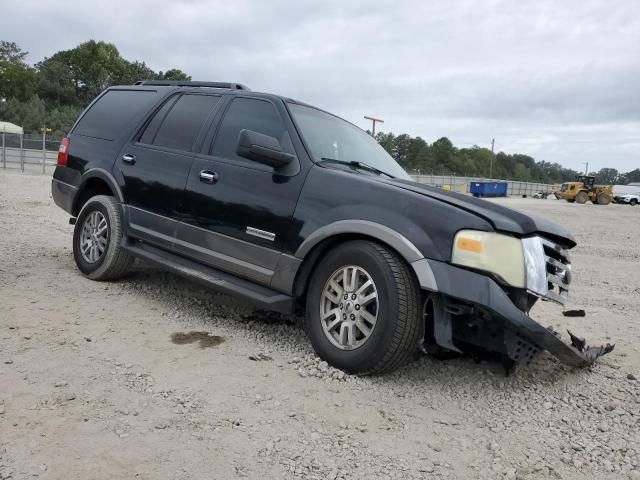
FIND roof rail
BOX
[134,80,250,91]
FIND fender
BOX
[66,168,125,216]
[79,168,124,202]
[74,168,124,203]
[293,220,438,292]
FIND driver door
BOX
[176,96,308,285]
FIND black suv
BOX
[51,80,612,374]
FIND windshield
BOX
[288,103,411,180]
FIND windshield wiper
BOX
[319,158,395,179]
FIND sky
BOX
[2,0,639,172]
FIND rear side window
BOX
[211,97,293,161]
[73,90,157,141]
[139,96,179,145]
[143,94,220,151]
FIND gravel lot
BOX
[1,170,639,480]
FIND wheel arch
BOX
[291,221,438,299]
[73,169,123,215]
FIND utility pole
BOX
[489,138,495,179]
[581,162,588,175]
[364,116,384,137]
[40,125,52,174]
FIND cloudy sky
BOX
[3,0,639,172]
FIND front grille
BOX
[541,238,571,303]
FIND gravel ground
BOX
[1,169,639,480]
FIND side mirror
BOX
[236,129,295,169]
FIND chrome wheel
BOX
[320,265,379,350]
[79,211,108,264]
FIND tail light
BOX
[57,137,70,167]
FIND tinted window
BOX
[152,94,220,151]
[211,98,293,161]
[139,96,178,145]
[74,90,157,141]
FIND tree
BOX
[431,137,455,169]
[624,169,640,184]
[158,68,191,81]
[119,60,157,84]
[0,61,37,101]
[0,41,28,64]
[595,168,620,185]
[0,41,36,101]
[35,58,76,106]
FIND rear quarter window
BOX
[73,90,157,141]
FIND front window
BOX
[288,103,410,180]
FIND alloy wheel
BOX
[80,211,108,263]
[320,265,379,350]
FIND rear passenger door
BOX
[179,96,308,286]
[117,93,221,248]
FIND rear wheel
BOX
[597,192,611,205]
[305,240,422,375]
[73,195,134,280]
[575,191,589,204]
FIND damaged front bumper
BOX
[426,260,614,368]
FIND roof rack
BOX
[134,80,250,91]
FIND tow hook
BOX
[69,217,77,225]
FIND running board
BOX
[122,240,296,314]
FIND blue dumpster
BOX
[470,181,508,198]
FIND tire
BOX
[596,192,611,205]
[575,191,589,204]
[73,195,134,280]
[305,240,421,375]
[630,199,637,206]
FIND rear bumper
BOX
[51,178,78,215]
[427,260,614,367]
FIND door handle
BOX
[122,153,136,165]
[199,170,219,184]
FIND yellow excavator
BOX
[554,176,613,205]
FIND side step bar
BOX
[122,240,296,314]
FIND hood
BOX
[389,179,577,248]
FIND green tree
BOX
[595,168,620,185]
[624,169,640,184]
[0,41,28,64]
[35,58,76,106]
[0,41,37,101]
[120,60,157,84]
[158,68,191,81]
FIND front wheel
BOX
[630,199,637,206]
[73,195,134,280]
[305,240,422,375]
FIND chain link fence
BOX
[1,134,559,197]
[409,173,558,197]
[1,132,59,173]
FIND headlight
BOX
[452,230,525,288]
